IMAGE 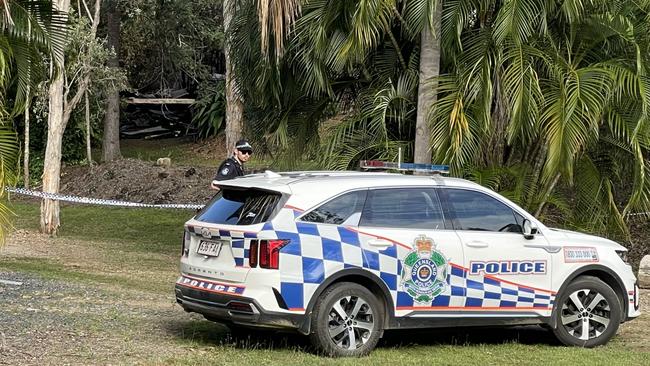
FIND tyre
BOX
[309,282,384,357]
[552,276,622,347]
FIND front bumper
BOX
[175,283,306,331]
[626,282,641,320]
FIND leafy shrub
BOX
[191,84,225,139]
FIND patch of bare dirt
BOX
[189,134,228,161]
[59,158,216,205]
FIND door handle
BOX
[368,239,393,250]
[465,240,489,248]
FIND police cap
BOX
[235,139,253,153]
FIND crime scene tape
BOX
[626,212,650,217]
[6,187,205,210]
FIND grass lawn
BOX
[11,201,191,253]
[1,202,647,365]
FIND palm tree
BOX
[427,0,650,235]
[0,0,66,243]
[223,0,301,158]
[230,0,432,163]
[230,0,650,237]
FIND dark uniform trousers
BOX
[214,157,244,181]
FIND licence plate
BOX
[197,240,224,257]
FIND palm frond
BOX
[257,0,302,59]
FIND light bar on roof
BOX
[360,160,450,174]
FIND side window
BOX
[445,188,522,233]
[360,188,445,229]
[301,190,367,225]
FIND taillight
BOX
[250,239,289,269]
[249,240,258,268]
[182,231,190,256]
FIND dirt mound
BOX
[60,159,217,205]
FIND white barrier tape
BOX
[627,212,650,217]
[7,186,650,217]
[6,187,205,210]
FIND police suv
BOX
[175,162,641,357]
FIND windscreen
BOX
[195,188,282,225]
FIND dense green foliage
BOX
[16,0,226,176]
[3,0,650,244]
[191,83,226,139]
[228,0,650,239]
[17,10,127,185]
[120,0,224,94]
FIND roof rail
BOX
[360,160,450,174]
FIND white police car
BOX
[175,162,641,357]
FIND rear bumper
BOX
[175,284,307,332]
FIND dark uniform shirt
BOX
[214,157,244,181]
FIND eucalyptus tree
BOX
[0,0,65,242]
[42,0,104,235]
[102,0,119,162]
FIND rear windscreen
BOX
[195,189,283,225]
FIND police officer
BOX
[211,139,253,189]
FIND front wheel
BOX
[309,282,384,357]
[552,276,622,347]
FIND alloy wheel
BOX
[327,295,375,350]
[560,288,612,341]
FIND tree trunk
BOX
[41,58,68,235]
[223,0,244,158]
[85,92,93,165]
[484,71,507,166]
[414,4,442,165]
[102,0,121,162]
[23,87,30,189]
[41,0,97,235]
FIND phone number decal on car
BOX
[563,247,599,263]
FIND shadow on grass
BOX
[165,318,311,351]
[380,325,561,348]
[165,317,560,353]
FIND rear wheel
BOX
[309,282,384,357]
[552,276,621,347]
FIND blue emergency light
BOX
[360,160,450,174]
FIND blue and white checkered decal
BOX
[192,207,556,313]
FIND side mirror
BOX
[522,219,537,240]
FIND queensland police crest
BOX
[401,235,449,304]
